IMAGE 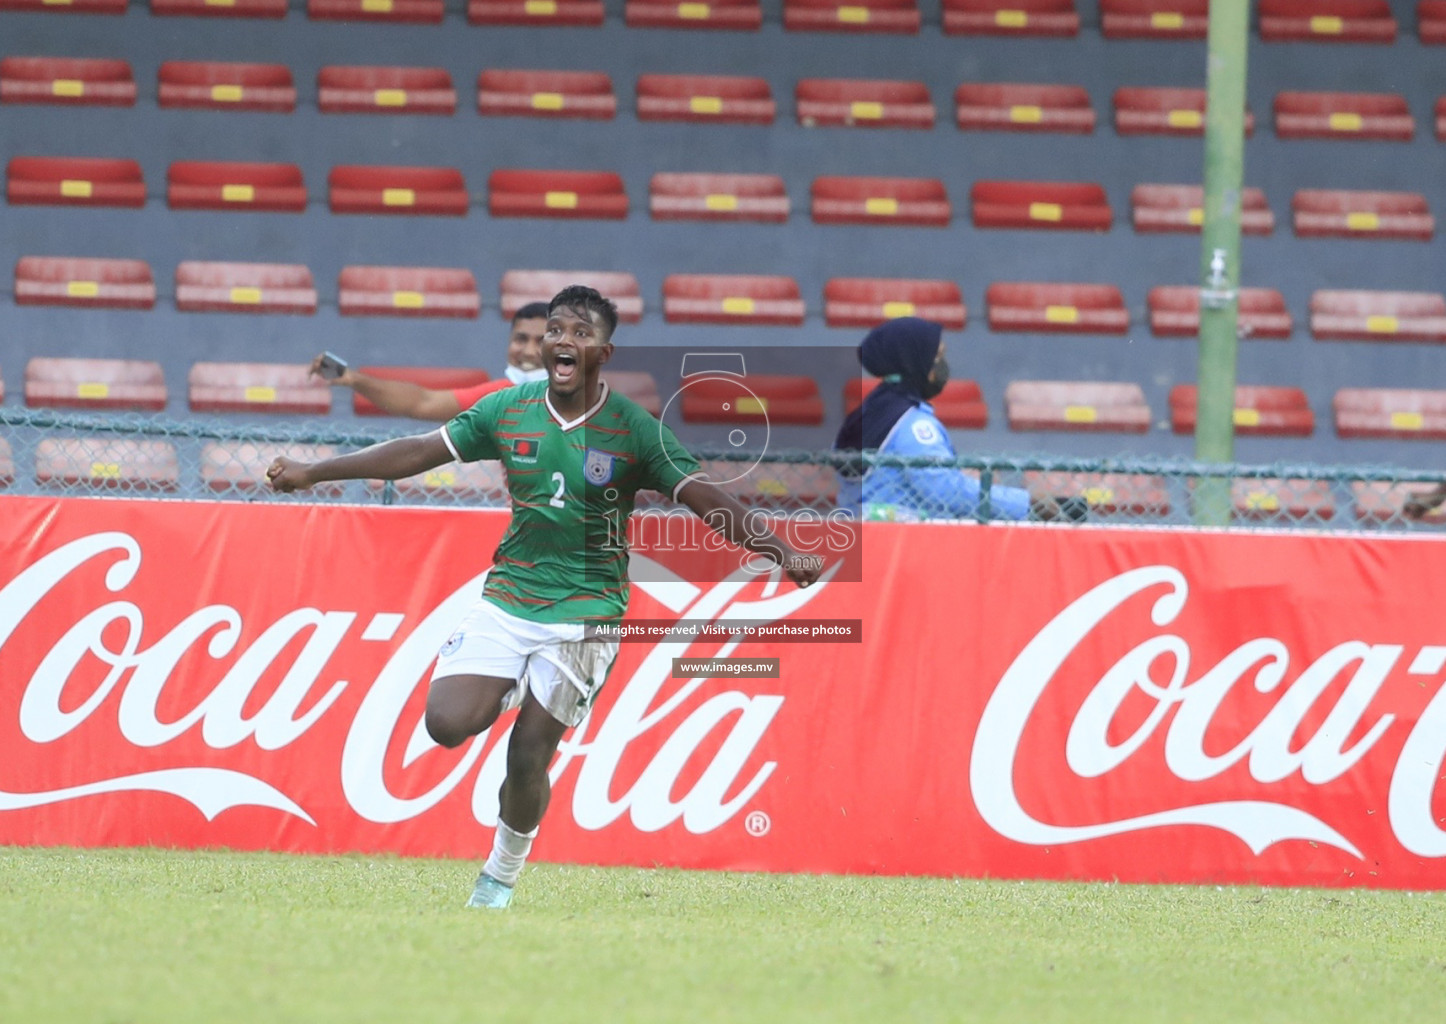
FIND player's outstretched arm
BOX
[677,478,822,588]
[309,354,460,422]
[267,432,453,492]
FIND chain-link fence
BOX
[3,407,1445,531]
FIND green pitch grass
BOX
[2,847,1444,1024]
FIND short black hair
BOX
[548,285,618,339]
[512,302,550,325]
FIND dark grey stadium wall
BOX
[0,0,1443,464]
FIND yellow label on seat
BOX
[1150,10,1184,28]
[737,396,768,415]
[755,477,789,496]
[1346,211,1380,230]
[837,4,869,22]
[678,1,710,17]
[382,188,416,206]
[721,296,755,315]
[392,291,426,308]
[1064,405,1098,423]
[1245,491,1279,511]
[1233,408,1261,427]
[205,0,236,6]
[881,301,915,319]
[41,0,73,6]
[362,0,393,11]
[230,287,263,305]
[1029,202,1063,221]
[424,470,457,487]
[995,8,1027,27]
[1310,14,1343,33]
[532,92,565,110]
[865,197,899,216]
[1391,411,1424,430]
[91,462,123,479]
[1009,105,1043,123]
[60,180,93,198]
[375,89,408,107]
[1329,112,1363,131]
[77,382,110,399]
[211,84,244,103]
[525,0,557,13]
[544,191,579,209]
[67,281,100,298]
[244,386,277,403]
[1366,315,1399,334]
[704,193,739,211]
[51,79,85,97]
[1081,486,1114,505]
[222,184,255,202]
[850,101,883,120]
[1045,305,1080,324]
[1167,109,1202,129]
[690,96,723,114]
[1187,207,1204,226]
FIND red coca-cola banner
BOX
[3,495,1446,889]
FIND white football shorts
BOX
[431,598,619,728]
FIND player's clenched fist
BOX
[266,456,312,493]
[783,551,824,589]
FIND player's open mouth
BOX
[552,352,578,383]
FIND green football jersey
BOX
[441,379,703,623]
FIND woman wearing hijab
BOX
[833,317,1032,521]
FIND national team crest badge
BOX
[584,448,615,485]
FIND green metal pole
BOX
[1194,0,1250,525]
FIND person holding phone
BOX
[308,303,550,421]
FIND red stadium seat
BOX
[1100,0,1207,38]
[1169,384,1314,437]
[190,362,330,414]
[636,74,775,124]
[1274,91,1413,141]
[625,0,761,29]
[202,442,343,494]
[1147,286,1292,339]
[1334,388,1446,439]
[1006,381,1151,433]
[25,357,167,411]
[987,282,1129,334]
[1114,87,1255,136]
[352,366,489,415]
[318,66,456,114]
[0,0,125,11]
[971,181,1111,231]
[152,0,286,15]
[955,83,1094,133]
[1024,471,1169,516]
[488,169,627,219]
[845,377,986,427]
[943,0,1078,35]
[35,439,179,492]
[1258,0,1396,42]
[783,0,920,33]
[603,371,663,416]
[1291,190,1433,241]
[680,374,824,425]
[1310,291,1446,342]
[339,267,480,319]
[328,165,469,215]
[14,256,156,310]
[500,269,643,322]
[1131,184,1274,235]
[663,274,805,325]
[1438,96,1446,140]
[649,173,788,223]
[176,262,317,315]
[467,0,604,25]
[1352,480,1446,523]
[0,57,135,106]
[167,161,306,212]
[824,277,966,329]
[157,61,295,112]
[795,79,934,128]
[477,70,615,119]
[309,0,443,22]
[7,156,144,208]
[1224,478,1335,521]
[1423,0,1446,43]
[811,176,950,227]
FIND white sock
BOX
[482,820,537,887]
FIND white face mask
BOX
[505,364,549,385]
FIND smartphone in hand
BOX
[316,352,348,380]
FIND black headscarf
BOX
[833,317,944,455]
